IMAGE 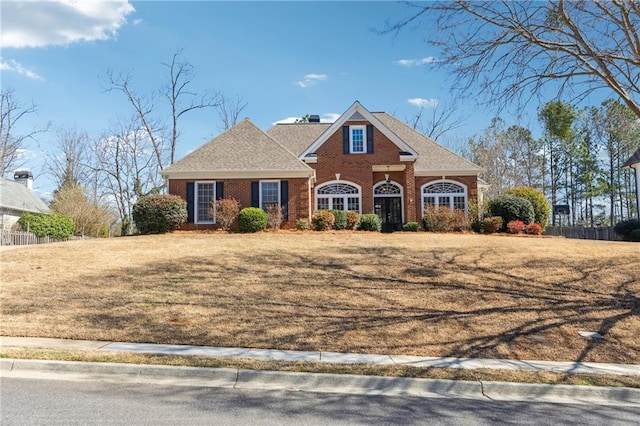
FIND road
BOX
[2,377,639,425]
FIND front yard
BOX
[1,232,638,364]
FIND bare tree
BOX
[389,1,640,118]
[0,88,48,176]
[408,101,468,141]
[45,127,93,191]
[162,48,221,163]
[216,94,247,131]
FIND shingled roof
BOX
[0,178,50,214]
[623,147,640,167]
[266,122,331,156]
[162,119,313,179]
[372,112,482,175]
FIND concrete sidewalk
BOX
[2,336,639,376]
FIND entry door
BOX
[374,197,402,230]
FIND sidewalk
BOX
[2,336,639,406]
[2,336,639,376]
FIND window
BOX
[260,180,280,210]
[196,182,215,223]
[315,181,361,212]
[350,126,365,153]
[421,181,467,216]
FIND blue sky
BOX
[2,0,534,198]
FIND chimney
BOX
[14,170,33,190]
[309,114,320,123]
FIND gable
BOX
[162,119,314,179]
[299,101,419,161]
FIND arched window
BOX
[373,181,402,196]
[421,181,467,215]
[315,181,361,212]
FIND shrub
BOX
[295,218,310,231]
[630,229,640,242]
[402,222,420,232]
[132,194,187,234]
[504,187,551,229]
[507,220,526,234]
[237,207,268,233]
[346,211,360,230]
[487,195,535,230]
[331,210,348,230]
[613,219,640,241]
[422,205,469,232]
[18,212,75,239]
[525,222,543,235]
[311,210,335,231]
[358,213,382,232]
[482,216,503,234]
[265,204,284,230]
[212,198,240,231]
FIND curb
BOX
[2,359,639,406]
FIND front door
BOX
[374,197,402,232]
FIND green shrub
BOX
[18,212,74,239]
[346,211,360,230]
[504,187,551,229]
[331,210,348,230]
[132,194,187,234]
[482,216,503,234]
[630,228,640,242]
[238,207,268,233]
[402,222,420,232]
[312,210,335,231]
[487,195,535,230]
[614,219,640,241]
[295,218,310,231]
[422,205,469,232]
[358,213,381,232]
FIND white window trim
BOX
[373,180,405,223]
[349,125,366,154]
[314,180,362,213]
[259,180,280,210]
[195,181,216,224]
[420,180,468,217]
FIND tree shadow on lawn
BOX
[59,244,640,364]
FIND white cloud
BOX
[395,57,438,67]
[321,113,340,123]
[296,73,328,88]
[408,98,439,108]
[0,58,43,81]
[273,117,300,125]
[1,0,135,48]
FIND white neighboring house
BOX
[0,171,51,230]
[623,147,640,220]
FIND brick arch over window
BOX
[421,180,468,216]
[315,180,361,212]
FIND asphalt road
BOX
[2,377,639,425]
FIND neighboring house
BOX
[162,101,483,230]
[0,171,51,230]
[623,147,640,220]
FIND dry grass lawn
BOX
[1,232,638,364]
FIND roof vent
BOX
[309,114,320,123]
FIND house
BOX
[0,171,51,230]
[623,147,640,220]
[162,101,483,230]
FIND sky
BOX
[1,0,538,199]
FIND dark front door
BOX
[374,197,402,232]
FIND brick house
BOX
[162,101,483,230]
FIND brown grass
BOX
[1,232,638,364]
[3,347,638,388]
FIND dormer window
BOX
[349,125,366,153]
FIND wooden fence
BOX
[0,230,53,246]
[544,226,618,241]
